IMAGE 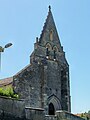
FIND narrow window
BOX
[46,48,49,56]
[53,46,58,52]
[54,50,56,60]
[46,43,52,58]
[50,30,53,41]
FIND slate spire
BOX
[39,6,62,52]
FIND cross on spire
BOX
[49,5,51,11]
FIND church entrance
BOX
[48,103,55,115]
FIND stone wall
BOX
[45,115,57,120]
[0,96,25,119]
[56,110,85,120]
[13,64,45,108]
[0,96,45,120]
[25,107,45,120]
[0,96,85,120]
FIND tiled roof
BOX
[74,113,82,117]
[0,77,13,87]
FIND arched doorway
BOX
[48,103,55,115]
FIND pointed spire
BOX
[39,6,62,52]
[39,5,53,42]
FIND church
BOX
[13,5,71,115]
[0,6,83,120]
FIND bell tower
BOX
[30,6,71,113]
[30,6,63,63]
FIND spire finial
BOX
[49,5,51,11]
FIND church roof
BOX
[0,77,13,87]
[0,64,32,87]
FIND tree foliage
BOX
[80,111,90,120]
[0,87,19,99]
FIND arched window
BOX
[46,43,51,58]
[50,30,53,41]
[46,43,52,51]
[53,46,58,60]
[53,46,58,52]
[49,103,55,115]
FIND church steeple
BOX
[39,6,62,52]
[30,6,66,64]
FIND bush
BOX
[0,86,19,99]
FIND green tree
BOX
[0,86,19,99]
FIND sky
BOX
[0,0,90,114]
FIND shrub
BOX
[0,86,19,99]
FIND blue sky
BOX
[0,0,90,114]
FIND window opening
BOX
[50,30,53,41]
[54,50,56,60]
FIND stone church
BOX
[0,6,76,120]
[13,6,71,115]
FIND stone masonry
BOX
[13,6,71,115]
